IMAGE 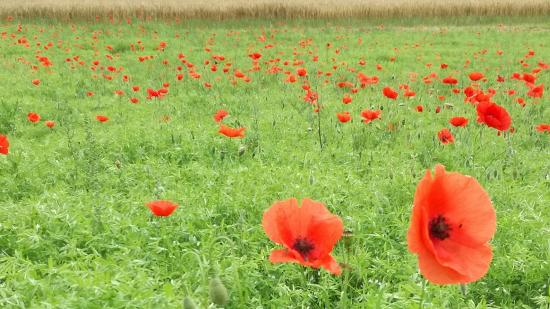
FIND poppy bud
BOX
[238,145,246,156]
[209,277,229,306]
[183,297,198,309]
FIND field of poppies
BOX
[0,16,549,308]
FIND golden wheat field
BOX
[1,0,550,19]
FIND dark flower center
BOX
[429,215,451,240]
[292,238,315,260]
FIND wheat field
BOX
[1,0,550,19]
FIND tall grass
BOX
[1,0,550,20]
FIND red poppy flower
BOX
[469,72,484,81]
[407,164,496,284]
[27,112,41,123]
[296,68,307,77]
[522,73,536,84]
[146,200,178,217]
[416,105,423,112]
[262,198,343,275]
[476,101,511,131]
[32,79,41,86]
[45,121,55,128]
[449,117,468,127]
[383,86,398,99]
[0,134,9,155]
[336,112,351,123]
[249,52,262,60]
[360,109,382,124]
[96,115,109,123]
[219,124,245,138]
[213,109,229,123]
[442,76,458,85]
[437,128,454,144]
[535,124,550,133]
[527,84,543,98]
[342,95,352,104]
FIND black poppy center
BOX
[292,238,315,260]
[429,215,451,240]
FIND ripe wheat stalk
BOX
[1,0,549,20]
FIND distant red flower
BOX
[527,84,543,98]
[32,79,40,86]
[404,90,416,97]
[146,200,178,217]
[336,112,351,123]
[449,117,468,127]
[535,124,550,133]
[45,121,55,128]
[383,86,398,99]
[219,124,245,138]
[476,101,511,131]
[342,95,352,104]
[469,72,484,81]
[361,109,382,124]
[27,112,41,123]
[214,109,229,123]
[296,68,307,77]
[249,52,262,60]
[407,164,496,284]
[442,76,458,85]
[0,134,9,155]
[262,198,343,275]
[130,97,139,104]
[522,73,536,84]
[437,128,454,144]
[416,105,423,112]
[96,115,109,123]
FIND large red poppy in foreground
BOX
[407,164,496,284]
[262,198,343,275]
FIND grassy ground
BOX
[0,17,549,308]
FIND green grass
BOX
[0,17,549,308]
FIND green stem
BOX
[420,278,426,309]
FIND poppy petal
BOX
[303,199,344,259]
[262,198,300,247]
[429,165,496,245]
[318,254,342,275]
[432,240,493,281]
[269,249,300,264]
[408,169,437,255]
[417,250,471,284]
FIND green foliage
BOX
[0,18,548,308]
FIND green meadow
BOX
[0,18,549,308]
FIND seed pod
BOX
[183,297,198,309]
[209,277,229,306]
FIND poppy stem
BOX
[460,284,467,296]
[419,278,426,309]
[317,102,323,151]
